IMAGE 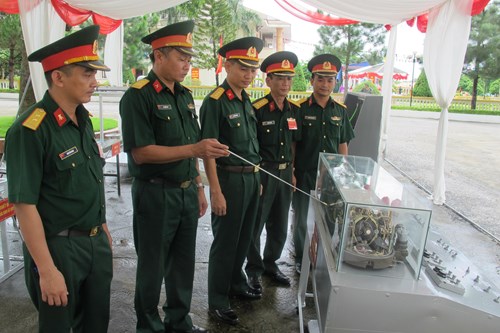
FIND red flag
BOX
[216,35,223,74]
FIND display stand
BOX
[297,153,500,333]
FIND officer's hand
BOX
[39,268,69,307]
[193,139,229,159]
[211,191,227,216]
[198,189,208,217]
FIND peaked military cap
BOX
[307,54,341,77]
[28,25,109,72]
[141,20,195,56]
[261,51,298,77]
[219,37,264,68]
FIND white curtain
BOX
[307,0,447,24]
[18,0,66,101]
[104,23,123,86]
[424,0,473,204]
[378,25,398,161]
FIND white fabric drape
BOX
[423,0,473,204]
[307,0,447,24]
[104,23,123,86]
[18,0,66,100]
[64,0,188,19]
[378,25,398,162]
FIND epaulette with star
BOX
[131,79,149,89]
[22,108,47,131]
[210,87,225,100]
[288,99,301,108]
[252,98,269,110]
[336,100,347,108]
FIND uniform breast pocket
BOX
[54,153,86,194]
[328,118,342,139]
[302,118,317,135]
[153,108,182,144]
[258,122,277,146]
[225,114,247,143]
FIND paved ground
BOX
[1,95,499,332]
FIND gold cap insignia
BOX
[282,59,291,68]
[92,40,98,55]
[323,61,331,69]
[247,46,257,58]
[186,32,193,44]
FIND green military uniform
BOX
[293,54,355,267]
[120,21,202,333]
[245,94,299,278]
[200,79,261,310]
[245,51,300,282]
[5,25,112,333]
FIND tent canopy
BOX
[349,63,408,80]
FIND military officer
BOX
[245,51,300,291]
[293,54,355,273]
[199,37,264,326]
[5,26,113,332]
[119,21,228,333]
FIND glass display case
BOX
[315,153,432,280]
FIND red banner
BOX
[0,198,15,222]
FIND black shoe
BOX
[172,325,209,333]
[264,269,291,286]
[208,308,239,325]
[247,275,262,293]
[295,263,301,274]
[230,288,262,300]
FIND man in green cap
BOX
[120,20,228,333]
[5,25,113,332]
[245,51,300,292]
[199,36,264,326]
[293,54,355,274]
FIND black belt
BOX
[217,164,260,173]
[56,226,101,237]
[260,161,291,170]
[148,178,193,188]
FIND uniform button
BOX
[188,136,191,140]
[71,163,75,167]
[280,142,284,146]
[323,122,326,125]
[88,156,91,159]
[280,129,283,131]
[308,123,312,126]
[99,179,102,183]
[323,150,326,152]
[266,129,270,133]
[281,155,284,159]
[167,116,171,121]
[237,123,241,127]
[324,135,326,139]
[101,204,105,208]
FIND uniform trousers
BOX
[132,178,199,333]
[208,169,260,310]
[24,229,112,333]
[246,165,293,277]
[292,169,317,263]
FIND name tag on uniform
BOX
[287,118,297,130]
[59,146,79,160]
[157,104,172,110]
[305,115,316,120]
[229,113,241,119]
[262,120,275,126]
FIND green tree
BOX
[314,23,386,96]
[0,14,23,89]
[412,70,432,97]
[228,0,262,36]
[352,80,381,95]
[193,0,236,86]
[159,0,205,24]
[292,62,307,91]
[123,14,160,78]
[464,0,500,108]
[489,78,500,96]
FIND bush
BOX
[413,70,432,97]
[123,69,135,86]
[352,80,381,95]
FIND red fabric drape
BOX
[275,0,358,26]
[216,35,223,74]
[0,0,121,34]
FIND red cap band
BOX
[41,44,98,72]
[225,48,259,61]
[265,61,295,74]
[151,34,193,50]
[312,62,337,74]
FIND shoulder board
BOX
[131,79,149,89]
[288,99,301,108]
[182,84,192,92]
[296,97,308,105]
[336,101,347,108]
[22,108,47,131]
[252,98,269,110]
[210,87,225,100]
